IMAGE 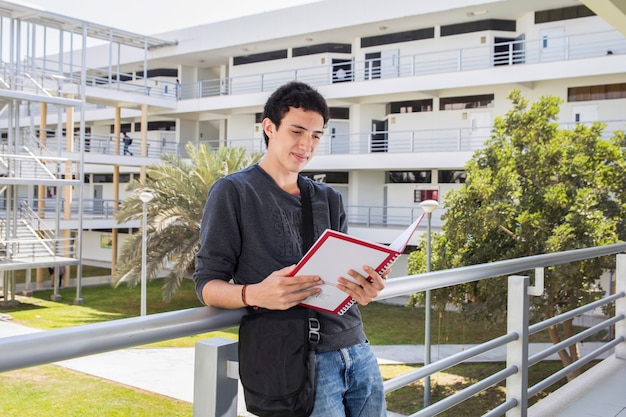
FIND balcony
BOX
[179,30,626,99]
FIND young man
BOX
[193,81,387,416]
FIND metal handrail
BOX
[1,243,624,369]
[0,244,624,417]
[383,332,519,392]
[0,306,246,373]
[378,242,626,299]
[528,337,624,397]
[528,292,625,335]
[412,366,519,417]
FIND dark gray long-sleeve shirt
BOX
[193,164,366,352]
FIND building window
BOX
[233,49,288,65]
[535,5,595,24]
[568,83,626,102]
[361,27,434,48]
[414,188,439,203]
[329,107,350,120]
[293,43,351,56]
[332,59,353,83]
[438,170,466,183]
[441,19,515,37]
[92,174,112,183]
[301,172,349,184]
[386,171,432,184]
[109,121,175,133]
[440,94,494,110]
[388,99,433,114]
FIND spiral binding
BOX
[379,254,400,275]
[337,298,356,315]
[336,253,400,315]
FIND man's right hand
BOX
[246,265,322,310]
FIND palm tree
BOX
[113,144,263,301]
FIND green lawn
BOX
[0,278,595,416]
[1,365,192,417]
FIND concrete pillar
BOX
[193,338,239,417]
[506,275,529,417]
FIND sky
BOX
[16,0,320,35]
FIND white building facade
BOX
[1,0,625,288]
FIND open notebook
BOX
[290,213,425,315]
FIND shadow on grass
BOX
[0,300,48,313]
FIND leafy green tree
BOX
[409,90,626,375]
[114,144,262,301]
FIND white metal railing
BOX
[0,199,423,226]
[0,198,120,220]
[4,57,179,101]
[3,120,625,163]
[18,201,55,252]
[9,128,178,159]
[0,244,624,416]
[0,29,624,116]
[3,117,623,161]
[189,118,626,157]
[180,30,626,99]
[0,202,76,262]
[150,118,624,159]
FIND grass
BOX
[1,365,192,417]
[0,278,599,416]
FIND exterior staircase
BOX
[0,216,55,262]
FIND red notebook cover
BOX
[290,214,425,315]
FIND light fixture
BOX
[466,10,488,17]
[419,198,439,407]
[419,199,438,214]
[379,25,388,31]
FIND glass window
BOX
[440,94,494,110]
[388,99,433,114]
[568,83,626,102]
[301,172,349,184]
[438,170,466,183]
[386,170,432,183]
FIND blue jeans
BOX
[310,341,386,417]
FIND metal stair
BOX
[0,202,57,263]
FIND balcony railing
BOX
[0,198,121,221]
[179,30,626,99]
[0,244,625,417]
[16,118,614,161]
[0,58,179,102]
[3,30,623,111]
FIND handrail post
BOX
[616,254,626,359]
[505,275,529,417]
[193,338,239,417]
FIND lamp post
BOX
[419,199,439,407]
[139,192,154,316]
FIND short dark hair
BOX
[261,81,330,146]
